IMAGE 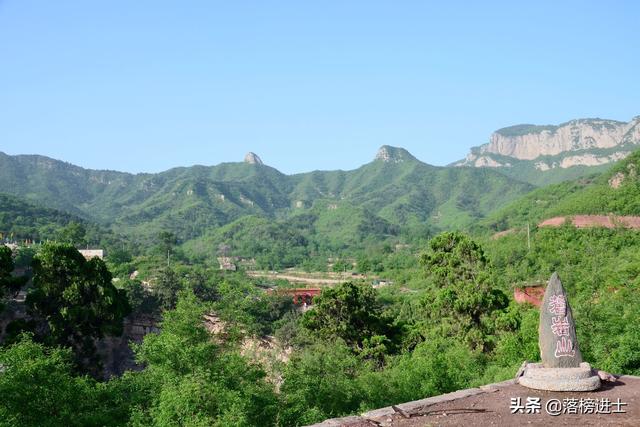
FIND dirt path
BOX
[246,271,349,285]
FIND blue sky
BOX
[1,1,638,174]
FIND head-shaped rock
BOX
[539,272,583,368]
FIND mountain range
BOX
[0,146,532,248]
[2,115,639,256]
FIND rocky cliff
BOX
[456,117,640,173]
[244,152,264,165]
[374,145,417,163]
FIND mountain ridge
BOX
[0,147,533,246]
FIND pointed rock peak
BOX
[539,272,583,368]
[374,146,417,163]
[244,152,263,165]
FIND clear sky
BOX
[1,1,638,174]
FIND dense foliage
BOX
[0,245,26,303]
[2,218,640,425]
[0,149,532,255]
[417,232,509,351]
[2,149,640,425]
[484,149,640,232]
[21,244,130,374]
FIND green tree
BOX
[0,245,27,302]
[302,282,397,354]
[273,311,304,347]
[107,247,132,265]
[13,246,37,269]
[121,278,159,315]
[0,334,131,427]
[57,221,87,246]
[356,255,371,273]
[489,305,540,376]
[332,259,350,273]
[185,267,220,302]
[25,243,130,373]
[419,232,509,351]
[359,336,482,409]
[153,267,182,310]
[131,292,278,426]
[247,292,296,336]
[158,231,177,265]
[279,340,364,426]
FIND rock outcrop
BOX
[374,145,417,163]
[244,152,264,165]
[456,116,640,171]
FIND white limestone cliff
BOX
[457,117,640,170]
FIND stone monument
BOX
[518,272,601,391]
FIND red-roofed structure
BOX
[270,288,322,305]
[513,285,545,307]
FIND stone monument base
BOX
[518,362,601,391]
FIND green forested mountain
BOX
[0,192,81,241]
[0,152,132,218]
[0,191,125,253]
[7,145,640,269]
[0,147,533,247]
[290,147,534,229]
[483,149,640,232]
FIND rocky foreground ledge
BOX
[308,375,640,426]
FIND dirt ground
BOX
[387,376,640,426]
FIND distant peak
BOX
[374,145,416,163]
[244,152,263,165]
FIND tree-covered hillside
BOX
[3,148,640,426]
[483,149,640,232]
[0,192,80,241]
[0,152,133,218]
[0,148,533,248]
[0,192,128,257]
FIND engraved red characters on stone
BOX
[548,294,566,316]
[555,336,576,358]
[551,316,570,337]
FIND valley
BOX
[2,3,639,424]
[3,119,640,426]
